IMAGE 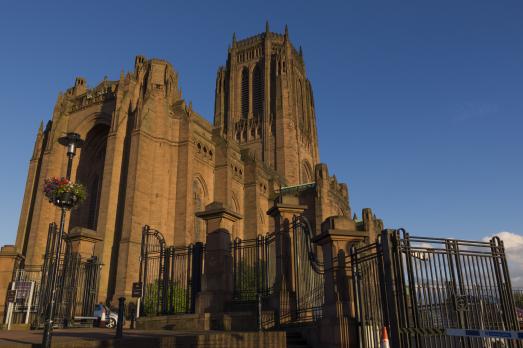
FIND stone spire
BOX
[32,121,44,159]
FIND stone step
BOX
[286,331,311,348]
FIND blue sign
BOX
[446,328,523,340]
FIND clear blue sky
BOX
[0,0,521,245]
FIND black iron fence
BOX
[36,223,101,328]
[139,225,204,316]
[514,288,523,308]
[232,233,276,302]
[351,241,386,348]
[135,219,521,347]
[231,216,325,326]
[291,215,325,322]
[9,223,101,328]
[351,229,522,348]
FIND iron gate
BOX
[232,233,276,302]
[231,216,325,325]
[139,225,204,316]
[352,229,521,348]
[351,241,387,348]
[291,215,325,322]
[28,223,102,327]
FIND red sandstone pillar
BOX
[195,202,242,315]
[0,246,23,319]
[267,195,306,325]
[313,216,367,348]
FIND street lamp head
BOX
[58,132,84,156]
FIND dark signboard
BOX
[14,281,33,300]
[6,290,16,303]
[132,282,142,298]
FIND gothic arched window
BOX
[297,80,305,127]
[301,160,313,184]
[87,175,100,229]
[193,179,205,242]
[232,194,240,238]
[252,64,264,118]
[241,67,249,119]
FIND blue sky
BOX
[0,0,521,246]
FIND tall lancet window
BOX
[241,67,249,119]
[298,80,305,127]
[252,64,264,118]
[87,175,100,229]
[193,179,204,242]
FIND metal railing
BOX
[231,216,325,326]
[291,215,325,322]
[139,225,204,316]
[351,230,522,348]
[9,223,101,328]
[232,233,276,302]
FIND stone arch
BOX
[192,173,209,198]
[231,192,240,238]
[301,159,313,184]
[258,208,265,226]
[70,111,112,141]
[191,174,208,242]
[69,123,110,230]
[192,174,208,243]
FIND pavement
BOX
[0,328,220,347]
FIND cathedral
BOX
[10,24,382,303]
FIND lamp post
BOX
[42,132,84,348]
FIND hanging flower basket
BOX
[43,177,87,209]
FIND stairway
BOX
[286,331,311,348]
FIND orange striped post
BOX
[381,326,390,348]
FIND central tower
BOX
[214,23,319,186]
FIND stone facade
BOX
[7,25,378,305]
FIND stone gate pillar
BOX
[0,246,23,318]
[312,216,367,348]
[195,202,242,315]
[267,195,306,325]
[68,227,103,259]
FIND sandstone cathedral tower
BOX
[7,24,382,303]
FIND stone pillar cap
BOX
[196,201,242,222]
[0,245,24,258]
[267,202,308,217]
[68,226,104,242]
[312,216,367,245]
